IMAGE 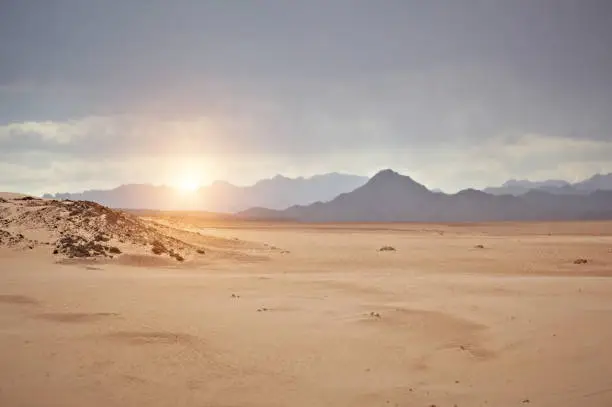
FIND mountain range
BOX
[238,170,612,222]
[484,173,612,196]
[43,173,368,213]
[43,170,612,221]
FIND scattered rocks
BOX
[573,258,588,264]
[0,229,27,247]
[474,244,485,249]
[55,235,113,258]
[94,234,110,242]
[151,240,184,261]
[369,312,381,318]
[170,251,184,262]
[379,246,396,252]
[196,249,205,254]
[257,307,269,312]
[151,246,166,255]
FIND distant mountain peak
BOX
[367,169,403,184]
[366,169,428,191]
[372,168,400,177]
[457,188,487,196]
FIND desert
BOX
[3,2,612,406]
[2,192,612,407]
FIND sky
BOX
[1,0,612,195]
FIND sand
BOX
[2,215,612,406]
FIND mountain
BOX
[42,173,368,212]
[484,173,612,196]
[575,173,612,192]
[238,169,612,222]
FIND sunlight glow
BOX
[176,175,201,192]
[166,157,211,193]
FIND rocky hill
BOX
[0,194,261,263]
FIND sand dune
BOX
[0,194,274,265]
[1,206,612,406]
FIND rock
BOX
[171,252,184,262]
[379,246,396,252]
[151,240,168,255]
[94,234,110,242]
[108,246,121,254]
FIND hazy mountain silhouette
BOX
[238,169,612,222]
[484,173,612,196]
[43,173,368,212]
[575,173,612,191]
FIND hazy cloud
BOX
[1,0,611,193]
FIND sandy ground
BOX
[1,219,612,407]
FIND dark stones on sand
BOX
[379,246,396,252]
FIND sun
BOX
[176,176,200,192]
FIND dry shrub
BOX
[379,246,396,252]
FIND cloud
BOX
[2,113,611,195]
